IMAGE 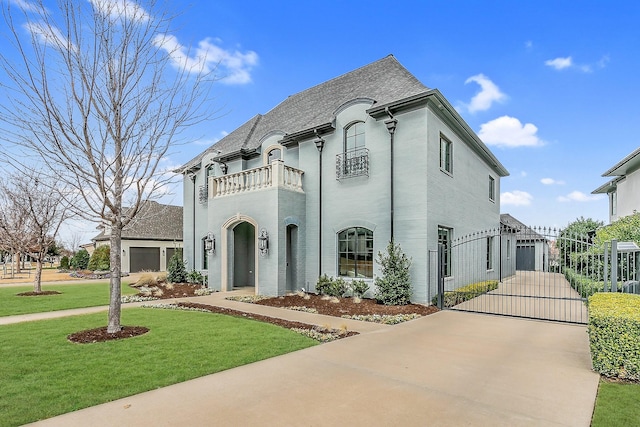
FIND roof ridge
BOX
[281,55,402,101]
[242,114,262,149]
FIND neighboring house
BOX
[91,201,183,273]
[500,214,549,272]
[178,55,509,304]
[592,146,640,223]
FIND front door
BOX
[233,222,255,288]
[286,224,298,292]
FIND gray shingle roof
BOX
[93,201,183,242]
[179,55,429,170]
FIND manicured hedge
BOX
[433,280,499,308]
[588,293,640,381]
[564,267,604,298]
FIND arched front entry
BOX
[221,214,259,293]
[232,222,255,289]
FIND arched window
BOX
[267,148,281,164]
[344,121,365,152]
[338,227,373,279]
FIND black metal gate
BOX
[434,226,640,325]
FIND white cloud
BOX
[546,55,609,73]
[9,0,44,12]
[541,178,565,185]
[478,116,544,148]
[154,35,258,83]
[501,190,533,206]
[89,0,150,22]
[545,56,573,70]
[464,74,507,113]
[24,21,75,51]
[557,191,602,203]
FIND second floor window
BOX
[489,176,495,201]
[345,121,365,151]
[440,135,453,174]
[337,121,369,179]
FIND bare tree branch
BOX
[0,0,216,332]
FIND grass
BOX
[591,380,640,426]
[0,308,318,426]
[0,282,139,317]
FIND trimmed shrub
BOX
[564,267,604,298]
[69,248,90,270]
[588,293,640,381]
[167,248,187,283]
[88,245,110,271]
[350,279,370,298]
[315,274,348,297]
[59,255,70,270]
[375,241,412,305]
[187,269,207,285]
[432,280,499,307]
[316,274,333,295]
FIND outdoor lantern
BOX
[220,162,228,175]
[258,228,269,257]
[205,232,215,255]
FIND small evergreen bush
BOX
[59,255,70,270]
[316,274,333,295]
[88,245,110,271]
[167,248,187,283]
[69,248,90,270]
[375,241,412,305]
[315,275,348,297]
[187,269,207,285]
[350,279,370,298]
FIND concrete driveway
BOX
[28,310,599,427]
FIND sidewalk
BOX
[0,290,391,334]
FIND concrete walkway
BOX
[20,306,599,426]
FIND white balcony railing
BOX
[209,159,304,198]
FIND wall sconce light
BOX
[220,162,228,175]
[258,228,269,257]
[204,232,216,255]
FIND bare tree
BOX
[0,1,212,332]
[65,232,84,256]
[0,173,71,292]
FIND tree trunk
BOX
[107,226,123,333]
[33,254,44,293]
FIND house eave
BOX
[368,90,510,177]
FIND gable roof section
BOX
[93,201,183,242]
[179,55,428,170]
[500,213,546,242]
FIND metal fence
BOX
[433,226,640,324]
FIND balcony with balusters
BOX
[208,159,304,199]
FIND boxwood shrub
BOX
[588,293,640,381]
[432,280,499,308]
[564,267,604,298]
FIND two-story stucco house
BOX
[178,55,509,304]
[592,146,640,223]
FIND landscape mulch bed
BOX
[254,293,439,318]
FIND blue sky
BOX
[6,0,640,243]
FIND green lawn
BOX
[0,282,138,317]
[591,380,640,426]
[0,308,317,426]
